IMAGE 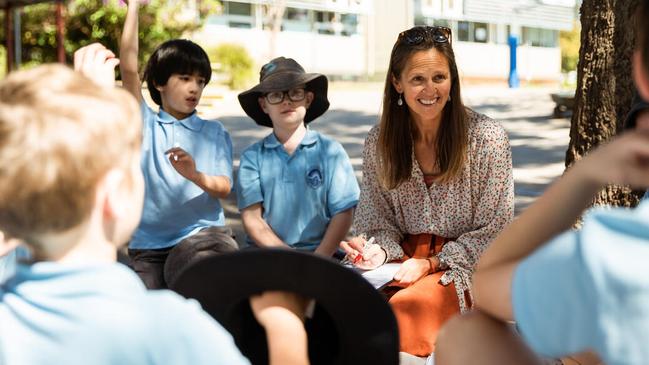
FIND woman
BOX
[343,26,514,357]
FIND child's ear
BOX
[634,50,649,101]
[305,91,315,108]
[101,169,127,222]
[258,96,270,114]
[391,73,403,94]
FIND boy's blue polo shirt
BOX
[0,262,250,365]
[512,201,649,365]
[236,129,360,251]
[130,103,233,250]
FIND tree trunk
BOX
[566,0,642,207]
[266,0,287,59]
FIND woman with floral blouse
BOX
[341,26,514,357]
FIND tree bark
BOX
[566,0,642,207]
[265,0,287,59]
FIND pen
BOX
[353,237,375,264]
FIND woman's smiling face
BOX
[392,48,452,125]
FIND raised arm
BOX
[474,131,649,320]
[120,0,142,102]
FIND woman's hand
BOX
[393,258,430,287]
[340,236,386,270]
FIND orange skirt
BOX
[384,233,460,356]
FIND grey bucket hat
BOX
[238,57,330,127]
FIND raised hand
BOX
[576,130,649,189]
[73,43,120,88]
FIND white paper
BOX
[345,263,401,289]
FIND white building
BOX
[194,0,577,83]
[194,0,372,78]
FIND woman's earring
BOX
[448,94,452,101]
[397,93,403,106]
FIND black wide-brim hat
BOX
[238,57,330,128]
[171,249,399,365]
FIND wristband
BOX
[427,257,436,273]
[379,246,388,265]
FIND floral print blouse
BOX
[353,108,515,311]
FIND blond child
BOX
[0,44,307,365]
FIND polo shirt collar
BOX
[156,108,204,132]
[263,128,318,149]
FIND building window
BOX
[214,1,253,28]
[456,21,490,43]
[522,27,558,47]
[315,11,338,35]
[458,21,470,41]
[341,13,359,36]
[226,1,252,16]
[282,7,311,32]
[473,22,488,43]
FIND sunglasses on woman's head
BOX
[398,26,452,45]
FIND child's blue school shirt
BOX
[512,200,649,365]
[236,129,360,251]
[0,262,250,365]
[130,103,233,250]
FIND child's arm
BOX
[241,204,289,248]
[164,147,231,199]
[190,173,231,199]
[473,131,649,321]
[314,208,353,257]
[250,291,308,365]
[119,0,142,103]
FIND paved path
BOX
[199,84,571,246]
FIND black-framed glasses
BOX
[398,26,452,45]
[264,88,306,105]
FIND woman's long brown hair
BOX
[377,28,468,190]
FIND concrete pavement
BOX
[199,84,571,246]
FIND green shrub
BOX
[560,22,580,72]
[209,43,254,90]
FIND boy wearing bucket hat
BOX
[236,57,360,256]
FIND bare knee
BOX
[435,311,542,365]
[435,312,480,365]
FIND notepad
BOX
[345,263,402,289]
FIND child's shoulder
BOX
[199,116,229,134]
[307,129,344,149]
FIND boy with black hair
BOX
[120,0,236,289]
[436,2,649,364]
[236,57,360,256]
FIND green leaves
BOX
[0,0,220,74]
